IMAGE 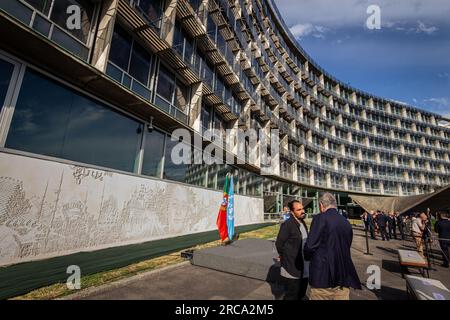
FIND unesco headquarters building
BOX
[0,0,449,272]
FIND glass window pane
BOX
[0,59,15,114]
[109,25,132,71]
[50,0,95,43]
[172,24,184,56]
[6,68,143,173]
[136,0,163,24]
[163,135,188,183]
[1,0,34,24]
[24,0,52,15]
[61,95,142,172]
[6,69,73,158]
[156,65,175,102]
[141,129,165,177]
[32,13,51,36]
[51,25,89,60]
[129,41,151,85]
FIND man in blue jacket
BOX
[304,193,361,300]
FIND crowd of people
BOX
[361,210,450,267]
[275,200,450,300]
[361,211,407,241]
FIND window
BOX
[107,24,152,99]
[23,0,52,14]
[0,58,15,114]
[141,128,166,177]
[6,68,143,173]
[128,40,151,85]
[109,25,132,71]
[163,135,188,182]
[173,22,196,68]
[155,64,190,118]
[50,0,95,43]
[201,102,212,132]
[156,66,175,103]
[133,0,164,29]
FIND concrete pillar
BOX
[361,179,366,193]
[397,183,403,196]
[317,152,322,166]
[403,171,409,182]
[162,0,178,45]
[343,176,348,190]
[309,169,315,186]
[91,0,119,72]
[189,82,203,131]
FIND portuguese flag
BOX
[216,174,230,241]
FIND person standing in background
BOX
[434,212,450,268]
[396,212,405,240]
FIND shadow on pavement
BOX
[381,259,403,274]
[373,286,408,300]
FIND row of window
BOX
[0,59,260,196]
[252,0,443,130]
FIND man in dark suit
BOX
[304,193,361,300]
[435,211,450,268]
[367,211,376,240]
[395,212,405,240]
[376,211,389,241]
[275,200,309,300]
[387,212,397,240]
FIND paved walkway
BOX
[66,226,450,300]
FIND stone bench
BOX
[405,275,450,300]
[398,249,429,278]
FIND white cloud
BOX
[416,21,438,34]
[275,0,450,31]
[422,97,450,116]
[437,72,450,78]
[289,23,329,39]
[424,97,450,106]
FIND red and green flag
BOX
[216,174,230,241]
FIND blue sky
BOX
[273,0,450,118]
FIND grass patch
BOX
[12,224,281,300]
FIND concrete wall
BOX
[0,152,264,267]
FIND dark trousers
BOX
[388,226,397,239]
[283,277,309,300]
[379,226,389,241]
[439,240,449,267]
[363,221,369,231]
[369,224,376,239]
[398,225,405,240]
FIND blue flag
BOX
[227,175,235,240]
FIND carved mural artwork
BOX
[0,153,264,267]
